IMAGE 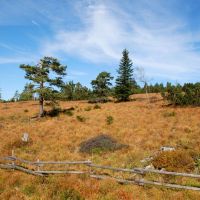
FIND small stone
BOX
[145,164,155,170]
[21,133,29,142]
[160,146,175,152]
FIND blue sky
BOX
[1,0,200,99]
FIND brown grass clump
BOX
[152,150,195,172]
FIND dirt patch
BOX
[79,134,128,154]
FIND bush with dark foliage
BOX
[79,134,128,154]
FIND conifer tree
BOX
[20,57,67,117]
[91,71,113,97]
[115,49,134,101]
[19,83,35,101]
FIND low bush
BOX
[76,115,86,122]
[162,82,200,106]
[106,116,114,125]
[44,107,75,117]
[84,106,92,111]
[152,150,195,172]
[88,97,111,104]
[79,134,128,154]
[93,104,101,109]
[63,109,73,116]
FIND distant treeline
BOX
[3,81,200,107]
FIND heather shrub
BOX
[152,150,195,172]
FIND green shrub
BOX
[84,106,92,111]
[63,110,73,116]
[76,115,86,122]
[162,82,200,106]
[93,104,101,109]
[106,116,114,125]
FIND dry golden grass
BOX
[1,93,200,199]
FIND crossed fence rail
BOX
[1,153,200,191]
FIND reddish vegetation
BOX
[1,93,200,199]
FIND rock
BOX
[160,146,175,152]
[21,133,29,142]
[145,164,155,170]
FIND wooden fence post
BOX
[37,159,40,172]
[11,150,15,171]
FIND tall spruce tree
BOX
[20,57,67,117]
[115,49,134,101]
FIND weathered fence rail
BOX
[1,155,200,191]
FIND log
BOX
[0,164,44,176]
[37,170,88,174]
[89,164,200,179]
[90,174,200,191]
[1,156,92,166]
[134,168,200,178]
[88,164,143,174]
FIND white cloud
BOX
[41,0,200,82]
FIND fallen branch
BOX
[0,156,91,166]
[0,164,44,176]
[90,174,200,191]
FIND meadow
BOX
[1,93,200,200]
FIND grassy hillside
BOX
[1,94,200,199]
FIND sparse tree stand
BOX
[115,49,134,101]
[20,57,67,117]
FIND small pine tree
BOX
[91,71,113,98]
[115,49,134,101]
[20,57,67,117]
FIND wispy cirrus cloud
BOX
[42,0,200,82]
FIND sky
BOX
[1,0,200,99]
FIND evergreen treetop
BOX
[115,49,134,101]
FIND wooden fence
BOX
[1,153,200,192]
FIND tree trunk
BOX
[39,97,44,117]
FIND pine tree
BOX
[19,83,35,101]
[91,71,113,98]
[115,49,134,101]
[20,57,67,117]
